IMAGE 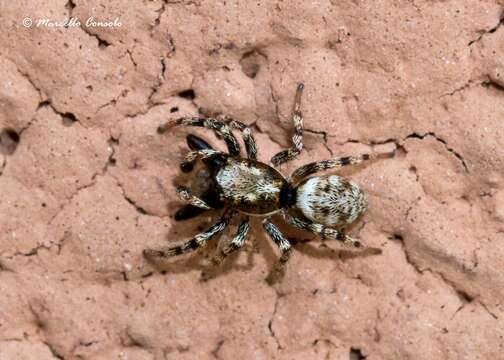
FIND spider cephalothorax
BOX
[144,84,393,270]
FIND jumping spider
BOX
[144,84,393,272]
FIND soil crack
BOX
[44,340,66,360]
[468,11,504,46]
[305,128,333,155]
[405,132,468,172]
[268,293,282,350]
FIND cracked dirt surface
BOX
[1,1,504,359]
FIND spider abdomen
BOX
[295,175,367,227]
[215,158,288,215]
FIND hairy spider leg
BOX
[174,187,224,221]
[175,186,212,210]
[180,149,227,172]
[263,219,293,271]
[174,137,228,221]
[215,115,258,160]
[271,83,305,166]
[228,119,258,160]
[290,152,394,183]
[212,218,251,265]
[183,134,223,172]
[173,134,227,221]
[143,211,234,259]
[282,210,361,247]
[158,117,241,156]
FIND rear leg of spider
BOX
[271,83,305,166]
[291,151,395,183]
[282,211,361,247]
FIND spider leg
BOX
[270,83,304,166]
[143,210,234,259]
[180,149,227,173]
[282,210,361,247]
[211,218,250,265]
[174,188,224,221]
[182,133,217,173]
[290,152,394,183]
[263,219,293,269]
[158,117,241,156]
[229,120,257,160]
[175,186,212,210]
[215,115,258,160]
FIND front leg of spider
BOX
[228,119,258,160]
[183,133,218,172]
[158,117,241,156]
[143,211,234,260]
[215,114,258,160]
[271,83,304,166]
[180,149,226,172]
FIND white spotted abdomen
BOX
[295,175,367,227]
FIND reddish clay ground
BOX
[1,1,504,359]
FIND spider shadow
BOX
[293,240,382,261]
[261,240,382,285]
[261,217,383,284]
